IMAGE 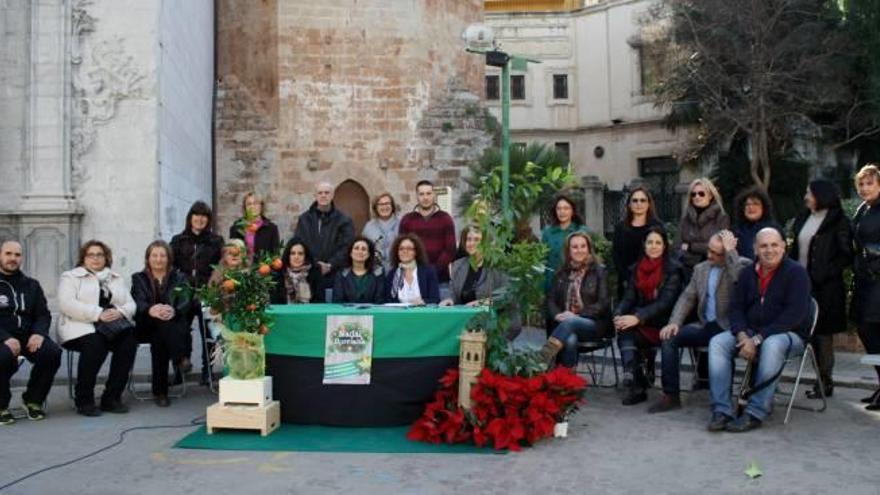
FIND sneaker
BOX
[725,413,762,433]
[707,412,733,432]
[0,409,14,425]
[76,404,102,417]
[24,402,46,421]
[99,399,130,414]
[647,394,681,414]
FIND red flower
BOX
[485,416,526,451]
[438,368,460,389]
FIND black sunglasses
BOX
[691,191,707,198]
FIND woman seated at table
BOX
[58,240,137,417]
[385,233,440,305]
[537,231,611,368]
[440,227,506,307]
[332,236,385,304]
[208,239,247,288]
[271,237,320,304]
[131,240,192,407]
[614,226,683,406]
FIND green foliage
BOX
[462,155,578,376]
[458,143,576,228]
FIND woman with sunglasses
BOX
[612,186,662,300]
[677,178,729,277]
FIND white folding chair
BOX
[776,297,826,424]
[127,343,186,401]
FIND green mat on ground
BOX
[174,425,502,454]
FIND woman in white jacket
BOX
[57,240,137,417]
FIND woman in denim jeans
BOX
[537,232,611,368]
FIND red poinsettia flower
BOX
[438,368,460,389]
[485,416,526,451]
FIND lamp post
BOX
[462,24,538,220]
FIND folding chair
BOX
[776,297,826,424]
[127,343,186,401]
[577,337,620,388]
[200,305,222,393]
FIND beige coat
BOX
[56,267,136,344]
[667,249,750,330]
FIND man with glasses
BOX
[649,230,750,413]
[0,240,62,424]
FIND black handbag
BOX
[94,315,134,341]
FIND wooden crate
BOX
[218,376,272,406]
[206,400,280,437]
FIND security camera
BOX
[462,24,495,51]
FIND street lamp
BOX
[462,23,538,220]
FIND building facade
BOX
[484,0,693,231]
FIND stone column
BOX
[581,175,604,234]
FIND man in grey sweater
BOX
[649,230,751,413]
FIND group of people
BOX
[0,178,497,422]
[537,166,880,432]
[3,165,880,430]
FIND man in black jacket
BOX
[294,182,355,301]
[0,240,62,424]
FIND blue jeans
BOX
[708,331,804,421]
[550,316,600,367]
[660,321,724,395]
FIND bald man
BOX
[0,240,61,424]
[294,182,355,301]
[706,228,811,433]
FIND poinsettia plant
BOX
[408,367,586,451]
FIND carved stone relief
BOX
[70,0,147,190]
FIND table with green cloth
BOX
[265,304,484,426]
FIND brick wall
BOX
[215,0,493,238]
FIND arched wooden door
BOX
[334,179,370,234]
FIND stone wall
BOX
[0,0,29,213]
[215,0,493,237]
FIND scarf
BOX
[391,261,417,300]
[635,256,664,302]
[566,260,588,313]
[285,264,312,304]
[245,217,263,256]
[755,262,779,297]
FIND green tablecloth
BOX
[265,304,485,358]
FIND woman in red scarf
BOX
[614,227,684,406]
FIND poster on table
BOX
[323,315,373,385]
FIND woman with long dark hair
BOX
[270,237,321,304]
[851,164,880,410]
[614,227,684,406]
[131,241,192,407]
[612,186,662,300]
[789,180,852,398]
[332,236,385,304]
[541,193,586,291]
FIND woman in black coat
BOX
[611,186,662,300]
[229,192,280,262]
[332,236,385,304]
[270,237,321,304]
[131,241,192,407]
[852,164,880,410]
[789,180,853,398]
[732,186,781,260]
[614,226,684,406]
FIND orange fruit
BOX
[271,258,283,270]
[259,324,269,335]
[246,304,257,312]
[221,279,236,293]
[258,264,271,276]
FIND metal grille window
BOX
[555,142,570,160]
[485,75,499,100]
[511,75,526,100]
[638,156,681,223]
[552,74,568,100]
